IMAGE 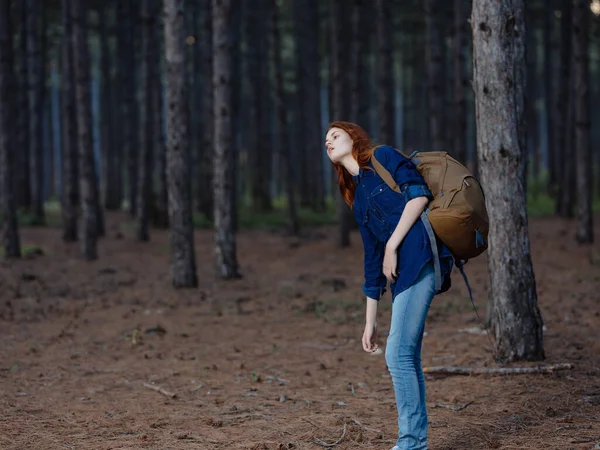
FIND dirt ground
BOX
[1,212,599,450]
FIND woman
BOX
[325,121,453,450]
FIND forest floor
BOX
[1,212,599,450]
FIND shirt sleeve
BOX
[373,145,433,203]
[358,221,387,300]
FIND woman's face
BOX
[325,127,353,164]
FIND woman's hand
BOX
[362,322,378,352]
[383,243,398,284]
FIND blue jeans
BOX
[385,263,436,450]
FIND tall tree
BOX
[453,0,468,162]
[0,0,21,258]
[164,0,198,287]
[99,3,120,210]
[331,0,352,248]
[199,0,214,222]
[246,0,272,212]
[137,0,155,241]
[424,0,444,152]
[27,0,45,223]
[573,0,593,243]
[350,0,370,131]
[16,1,30,209]
[152,1,168,228]
[60,0,78,242]
[376,0,394,144]
[213,0,240,278]
[293,0,324,211]
[273,0,299,236]
[72,0,101,259]
[471,0,544,361]
[557,0,575,217]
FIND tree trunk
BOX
[545,3,557,191]
[16,1,30,209]
[230,2,242,232]
[137,0,155,242]
[453,0,467,162]
[293,0,309,208]
[72,0,100,259]
[99,4,119,210]
[471,0,544,362]
[152,2,168,228]
[0,0,21,258]
[573,0,593,243]
[351,0,371,133]
[331,0,352,248]
[27,0,45,223]
[425,0,444,152]
[125,1,138,217]
[60,0,78,242]
[213,0,240,279]
[273,0,299,236]
[164,0,198,287]
[556,0,575,217]
[199,0,214,222]
[246,0,272,213]
[376,0,394,144]
[525,3,538,188]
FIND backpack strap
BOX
[420,210,442,293]
[371,152,442,293]
[455,259,505,365]
[371,154,400,194]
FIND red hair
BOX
[328,121,377,207]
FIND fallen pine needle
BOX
[423,364,574,376]
[142,382,176,398]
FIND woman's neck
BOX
[340,156,360,176]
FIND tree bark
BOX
[60,0,78,242]
[0,0,21,258]
[453,0,467,162]
[471,0,544,361]
[246,0,272,213]
[137,0,155,242]
[16,1,30,209]
[126,1,138,217]
[152,2,168,228]
[376,0,394,145]
[273,0,299,236]
[213,0,240,279]
[72,0,101,259]
[573,0,593,243]
[27,0,45,223]
[164,0,198,287]
[557,0,575,217]
[331,0,351,248]
[425,0,444,152]
[199,0,214,222]
[99,4,119,210]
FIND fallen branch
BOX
[314,423,347,448]
[423,364,574,376]
[433,401,474,411]
[350,418,383,435]
[177,434,218,443]
[142,382,176,398]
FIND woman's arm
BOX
[363,296,379,352]
[383,196,429,282]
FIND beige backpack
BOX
[371,149,489,261]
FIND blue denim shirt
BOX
[352,146,453,300]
